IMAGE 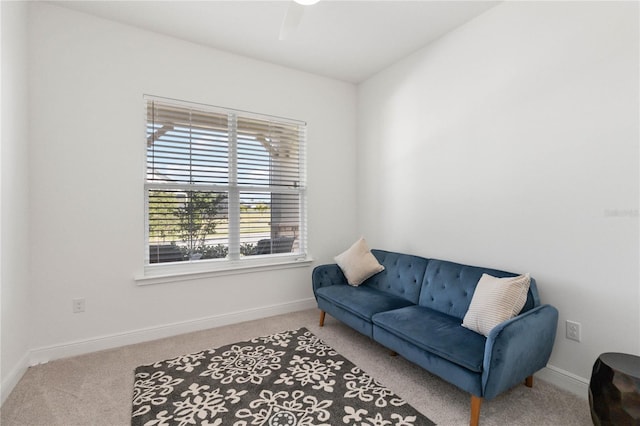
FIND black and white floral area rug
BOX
[131,327,435,426]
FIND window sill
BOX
[135,256,314,286]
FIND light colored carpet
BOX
[1,308,591,426]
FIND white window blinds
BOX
[145,96,306,266]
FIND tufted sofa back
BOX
[365,250,428,304]
[418,258,539,320]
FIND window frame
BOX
[139,95,310,282]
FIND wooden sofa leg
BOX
[470,395,482,426]
[525,375,533,388]
[319,310,326,327]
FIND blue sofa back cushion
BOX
[365,250,428,305]
[418,259,539,320]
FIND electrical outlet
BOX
[72,298,85,314]
[566,320,581,342]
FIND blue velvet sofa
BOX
[312,249,558,426]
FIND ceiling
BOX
[53,1,499,83]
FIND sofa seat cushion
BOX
[315,285,415,322]
[372,305,487,373]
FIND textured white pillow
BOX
[462,273,531,336]
[334,238,385,286]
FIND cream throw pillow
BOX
[462,273,531,336]
[334,238,385,286]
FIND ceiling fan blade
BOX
[279,2,305,41]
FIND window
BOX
[144,96,307,275]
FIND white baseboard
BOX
[1,352,30,405]
[536,364,589,399]
[6,300,590,408]
[1,299,315,405]
[27,297,317,366]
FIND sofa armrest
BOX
[481,304,559,399]
[312,264,347,294]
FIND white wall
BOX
[358,1,639,393]
[9,0,638,403]
[26,3,357,358]
[1,0,31,403]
